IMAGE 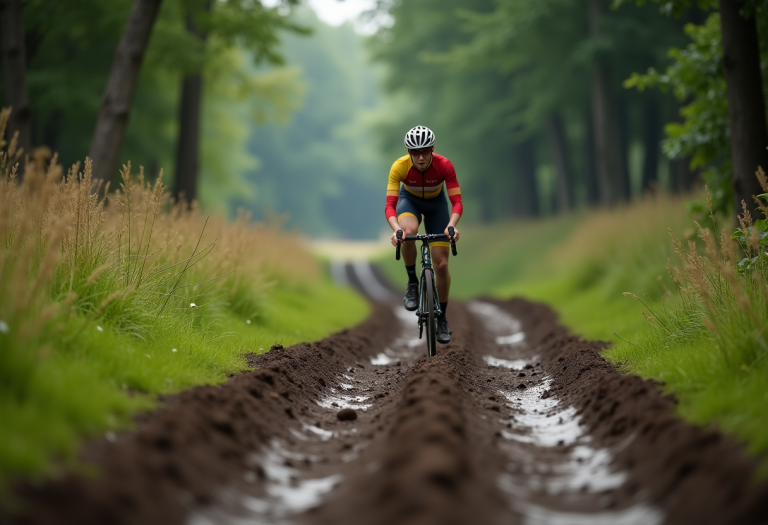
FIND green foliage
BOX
[369,0,690,219]
[17,0,306,211]
[623,3,768,219]
[625,13,733,215]
[236,8,388,239]
[731,213,768,274]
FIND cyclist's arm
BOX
[385,157,409,221]
[443,161,463,241]
[444,164,463,218]
[386,158,410,245]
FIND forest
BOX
[4,0,768,235]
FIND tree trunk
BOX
[173,73,203,204]
[514,138,539,217]
[173,2,211,205]
[88,0,163,185]
[669,157,694,193]
[641,95,660,193]
[584,110,600,205]
[547,113,573,213]
[1,0,31,159]
[589,0,623,207]
[616,95,631,200]
[718,0,768,218]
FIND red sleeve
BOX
[385,195,399,220]
[443,160,463,217]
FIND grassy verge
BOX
[376,192,768,473]
[0,115,368,493]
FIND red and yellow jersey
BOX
[384,153,464,220]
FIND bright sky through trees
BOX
[263,0,385,33]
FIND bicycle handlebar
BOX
[394,229,458,259]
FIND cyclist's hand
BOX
[445,226,460,242]
[391,230,402,247]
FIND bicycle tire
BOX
[423,268,437,357]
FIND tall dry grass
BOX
[552,191,692,300]
[658,185,768,369]
[0,107,318,398]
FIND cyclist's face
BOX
[409,147,433,171]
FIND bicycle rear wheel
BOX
[423,268,437,357]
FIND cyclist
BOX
[385,125,463,344]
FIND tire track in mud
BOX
[7,262,768,524]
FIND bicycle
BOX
[395,226,457,357]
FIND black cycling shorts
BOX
[396,187,450,248]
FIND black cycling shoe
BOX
[403,283,419,311]
[437,316,452,344]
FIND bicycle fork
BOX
[417,241,442,339]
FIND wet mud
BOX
[6,265,768,525]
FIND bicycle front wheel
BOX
[423,268,437,357]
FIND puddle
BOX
[468,301,526,347]
[516,500,663,525]
[290,423,335,442]
[189,439,342,525]
[483,355,529,369]
[370,352,400,365]
[467,301,523,334]
[496,380,662,522]
[393,307,417,322]
[496,332,526,345]
[317,394,372,411]
[350,261,393,301]
[500,385,582,448]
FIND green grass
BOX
[0,267,368,492]
[377,214,582,298]
[0,161,371,496]
[376,195,768,473]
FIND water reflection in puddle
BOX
[499,380,582,447]
[189,439,342,525]
[467,301,523,336]
[483,355,529,369]
[516,500,663,525]
[316,394,371,411]
[496,332,526,345]
[370,351,400,365]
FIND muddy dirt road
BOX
[10,262,768,524]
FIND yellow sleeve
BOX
[387,155,411,197]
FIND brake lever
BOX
[395,229,403,260]
[447,226,457,256]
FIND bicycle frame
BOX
[416,237,441,319]
[395,231,456,339]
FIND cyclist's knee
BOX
[434,257,449,273]
[403,224,418,236]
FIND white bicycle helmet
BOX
[404,126,435,149]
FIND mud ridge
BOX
[6,296,768,525]
[490,298,768,524]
